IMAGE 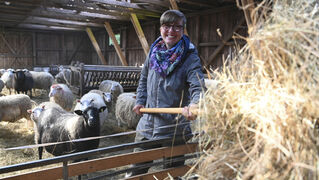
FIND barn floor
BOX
[0,87,135,179]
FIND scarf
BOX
[149,35,189,77]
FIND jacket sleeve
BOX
[136,57,149,106]
[186,54,206,105]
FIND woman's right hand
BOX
[133,104,144,115]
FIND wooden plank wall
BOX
[0,7,246,71]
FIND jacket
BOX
[135,35,205,139]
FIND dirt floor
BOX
[0,87,135,179]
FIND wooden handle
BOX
[139,107,198,115]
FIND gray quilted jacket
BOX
[135,41,205,139]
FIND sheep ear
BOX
[99,106,107,113]
[74,110,83,115]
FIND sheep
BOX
[48,84,75,111]
[0,79,4,94]
[1,69,15,94]
[29,101,106,160]
[12,69,34,97]
[74,89,112,133]
[29,71,54,93]
[115,92,141,130]
[55,68,71,85]
[99,80,123,115]
[0,69,6,77]
[0,94,35,122]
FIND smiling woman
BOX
[125,9,206,177]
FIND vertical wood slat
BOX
[104,22,128,66]
[32,32,36,67]
[207,17,245,66]
[86,27,107,65]
[130,13,149,56]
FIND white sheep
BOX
[29,71,54,93]
[48,84,75,111]
[55,68,71,85]
[0,69,6,77]
[115,92,141,130]
[1,69,15,94]
[99,80,123,115]
[74,90,112,133]
[0,94,36,122]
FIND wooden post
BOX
[130,13,149,56]
[86,27,107,65]
[104,22,128,66]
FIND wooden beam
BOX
[207,17,245,66]
[126,165,191,180]
[0,143,198,180]
[130,13,149,56]
[86,27,107,65]
[169,0,189,36]
[104,21,128,66]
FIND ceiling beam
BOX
[130,13,149,56]
[25,16,104,27]
[86,27,108,65]
[104,21,128,66]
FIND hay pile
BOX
[193,0,319,179]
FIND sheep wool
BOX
[30,71,54,92]
[49,84,75,111]
[115,92,141,130]
[0,94,33,122]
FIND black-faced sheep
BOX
[29,101,106,159]
[1,69,15,94]
[115,92,141,130]
[48,84,75,111]
[0,94,35,122]
[12,69,34,97]
[74,90,112,133]
[29,71,54,93]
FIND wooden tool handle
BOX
[140,108,183,114]
[139,107,198,115]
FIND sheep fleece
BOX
[0,94,32,122]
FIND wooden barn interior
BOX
[0,0,259,179]
[0,0,250,72]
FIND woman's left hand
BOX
[182,104,198,121]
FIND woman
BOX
[126,9,205,177]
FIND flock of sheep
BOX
[0,67,141,161]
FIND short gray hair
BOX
[160,10,186,28]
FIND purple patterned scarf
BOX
[149,37,185,77]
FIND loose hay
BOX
[191,0,319,179]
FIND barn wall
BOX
[0,7,247,71]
